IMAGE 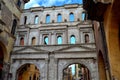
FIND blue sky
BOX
[24,0,83,9]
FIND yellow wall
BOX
[98,52,107,80]
[104,0,120,79]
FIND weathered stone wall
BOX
[10,44,98,80]
[10,4,98,80]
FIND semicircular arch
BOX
[0,41,7,62]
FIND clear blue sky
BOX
[24,0,83,9]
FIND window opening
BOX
[70,35,76,44]
[85,34,89,43]
[32,37,36,45]
[57,36,62,44]
[57,14,62,22]
[11,19,17,35]
[20,37,24,45]
[34,16,39,24]
[69,13,74,22]
[44,36,48,45]
[24,16,27,24]
[46,14,50,23]
[82,12,86,21]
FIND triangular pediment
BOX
[55,45,96,52]
[13,46,48,53]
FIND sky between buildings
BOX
[24,0,83,9]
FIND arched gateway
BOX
[63,63,90,80]
[16,63,40,80]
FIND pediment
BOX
[13,47,47,53]
[55,45,96,52]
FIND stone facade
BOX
[10,4,99,80]
[0,0,29,80]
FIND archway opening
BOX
[0,45,4,79]
[98,51,107,80]
[16,64,40,80]
[63,63,90,80]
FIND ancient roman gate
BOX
[10,4,99,80]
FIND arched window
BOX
[46,14,50,23]
[82,12,86,21]
[24,16,27,24]
[85,34,89,43]
[69,13,74,22]
[34,15,39,24]
[32,37,36,45]
[57,14,62,22]
[11,19,17,35]
[44,36,48,45]
[57,36,62,44]
[70,35,76,44]
[20,37,24,45]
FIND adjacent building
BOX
[83,0,120,80]
[0,0,29,80]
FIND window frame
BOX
[69,12,74,22]
[34,15,39,24]
[70,35,76,44]
[57,13,62,22]
[46,14,50,23]
[57,35,62,44]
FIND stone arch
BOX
[0,42,7,63]
[62,61,91,74]
[63,63,90,80]
[16,63,40,80]
[0,42,7,79]
[98,50,107,80]
[58,59,97,80]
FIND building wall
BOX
[15,4,94,46]
[0,0,29,80]
[10,4,99,80]
[104,0,120,79]
[92,0,120,79]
